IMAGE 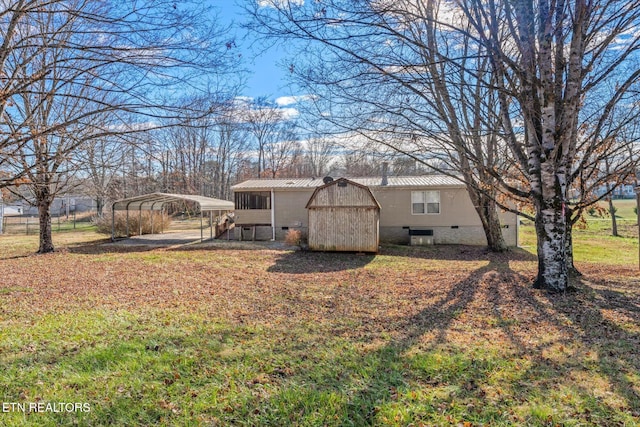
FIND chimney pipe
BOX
[381,162,388,186]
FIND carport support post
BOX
[126,208,130,237]
[271,189,276,241]
[200,209,204,242]
[138,206,142,236]
[210,210,213,240]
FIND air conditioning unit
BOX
[410,235,434,246]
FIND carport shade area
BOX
[110,193,234,242]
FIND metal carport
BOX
[111,193,234,242]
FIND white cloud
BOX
[257,0,304,8]
[275,94,316,106]
[280,107,300,119]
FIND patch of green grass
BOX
[0,231,105,259]
[519,198,639,266]
[2,293,638,425]
[600,199,637,219]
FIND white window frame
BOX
[411,190,440,215]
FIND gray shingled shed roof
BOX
[112,193,234,211]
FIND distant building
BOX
[2,205,23,216]
[5,196,96,216]
[594,184,637,199]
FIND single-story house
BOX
[230,175,518,247]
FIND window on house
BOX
[412,191,440,214]
[234,192,271,210]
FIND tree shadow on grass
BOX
[239,260,500,425]
[67,241,159,255]
[267,244,536,275]
[243,255,640,425]
[380,243,538,262]
[468,268,640,423]
[267,250,376,274]
[547,277,640,415]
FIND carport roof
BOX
[112,193,234,212]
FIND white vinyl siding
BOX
[411,191,440,214]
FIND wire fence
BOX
[1,212,96,235]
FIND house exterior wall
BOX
[235,225,273,241]
[372,187,517,246]
[232,183,518,246]
[272,190,315,240]
[234,209,271,225]
[233,190,313,240]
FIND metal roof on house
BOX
[112,193,234,211]
[354,176,465,188]
[231,175,464,190]
[231,178,326,190]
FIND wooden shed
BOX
[305,178,381,252]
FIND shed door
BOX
[309,207,378,252]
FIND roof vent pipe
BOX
[381,162,388,186]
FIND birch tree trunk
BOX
[533,197,568,291]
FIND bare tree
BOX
[298,119,338,177]
[242,98,300,178]
[5,79,107,252]
[0,1,52,180]
[249,0,640,291]
[247,0,513,251]
[149,96,252,200]
[457,0,640,290]
[0,0,240,252]
[166,112,212,195]
[304,136,335,177]
[78,134,125,217]
[208,110,251,200]
[263,121,300,177]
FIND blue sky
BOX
[215,1,296,101]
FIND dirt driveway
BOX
[108,230,207,246]
[107,230,291,250]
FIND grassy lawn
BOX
[2,216,96,236]
[0,215,639,426]
[519,199,639,267]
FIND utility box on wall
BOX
[409,228,434,246]
[410,235,434,245]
